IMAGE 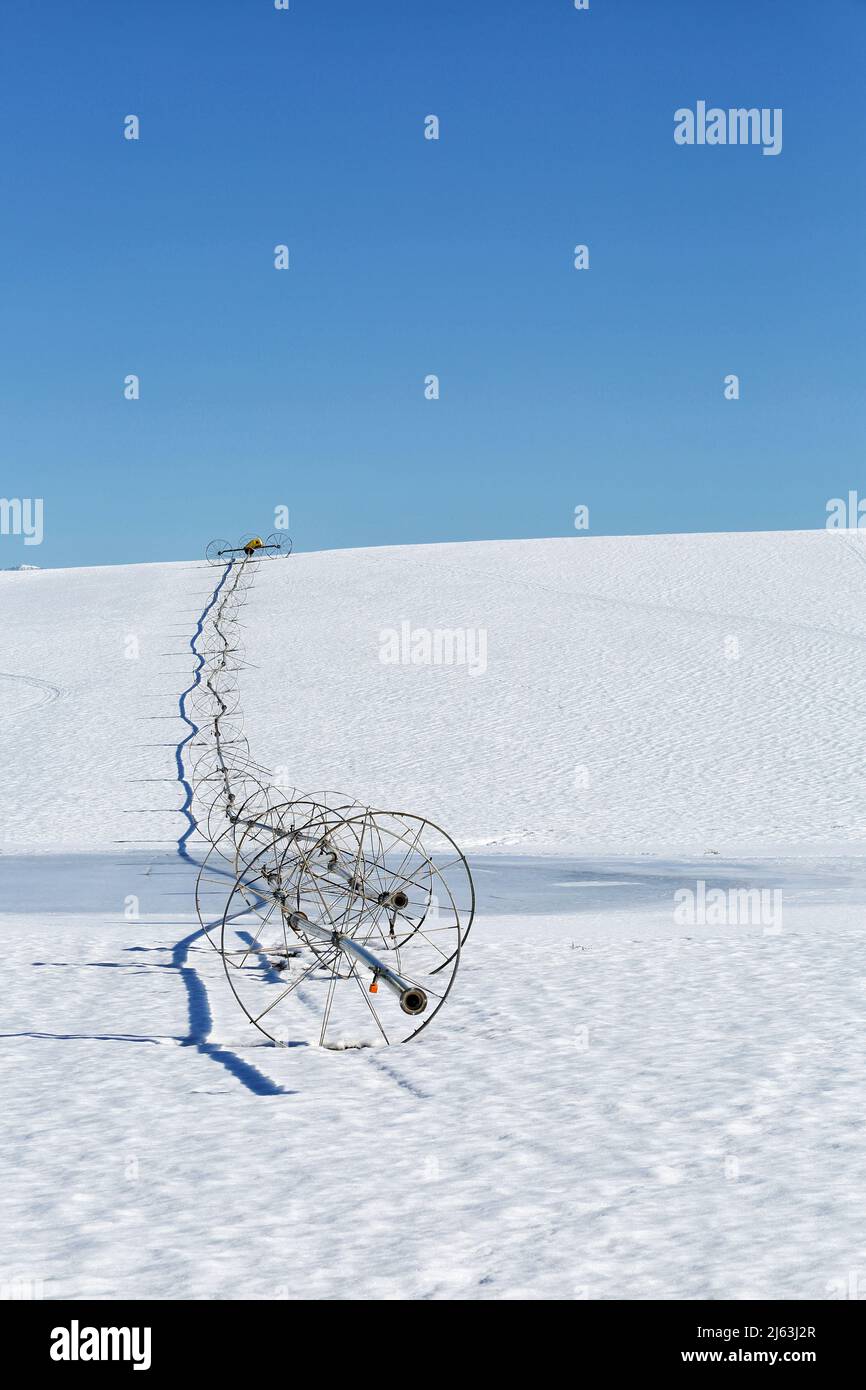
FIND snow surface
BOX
[1,530,865,1299]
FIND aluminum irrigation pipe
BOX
[281,909,429,1016]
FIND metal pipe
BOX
[283,909,428,1016]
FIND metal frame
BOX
[191,535,475,1047]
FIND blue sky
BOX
[1,0,863,567]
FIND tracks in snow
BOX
[0,671,65,718]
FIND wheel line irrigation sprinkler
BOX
[191,534,475,1047]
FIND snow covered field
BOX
[2,530,866,1299]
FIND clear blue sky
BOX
[1,0,863,567]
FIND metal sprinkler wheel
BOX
[205,538,233,565]
[219,809,472,1046]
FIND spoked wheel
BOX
[198,766,268,859]
[264,532,293,557]
[206,538,233,566]
[218,808,474,1047]
[194,780,288,951]
[194,834,238,951]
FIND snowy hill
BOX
[2,530,865,1299]
[4,529,866,856]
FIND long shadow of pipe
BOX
[171,560,289,1096]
